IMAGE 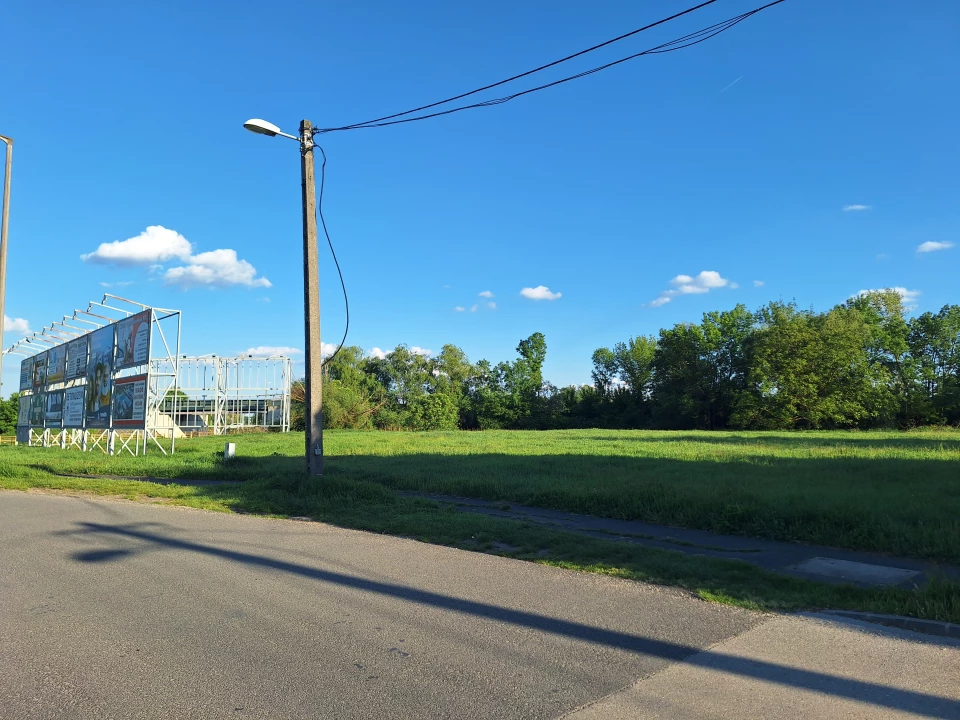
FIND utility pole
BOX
[0,134,12,396]
[300,120,323,475]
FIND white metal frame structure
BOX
[3,294,181,455]
[150,355,292,436]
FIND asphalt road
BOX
[2,491,958,719]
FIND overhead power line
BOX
[316,0,785,135]
[324,0,719,131]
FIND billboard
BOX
[85,325,114,428]
[19,357,33,391]
[17,395,30,427]
[65,336,87,380]
[113,375,147,428]
[29,393,45,426]
[47,345,67,384]
[32,351,48,388]
[115,310,151,369]
[45,391,64,426]
[63,387,86,428]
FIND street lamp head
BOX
[243,118,282,137]
[243,119,300,142]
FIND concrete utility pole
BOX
[243,117,323,476]
[299,120,324,476]
[0,133,12,395]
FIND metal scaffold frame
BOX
[150,355,292,436]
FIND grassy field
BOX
[2,428,959,622]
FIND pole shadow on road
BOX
[55,520,960,719]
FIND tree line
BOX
[291,290,959,432]
[4,289,956,434]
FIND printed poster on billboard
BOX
[63,387,86,428]
[115,310,151,369]
[29,393,45,426]
[113,375,147,428]
[65,336,88,380]
[85,325,115,428]
[32,351,48,388]
[45,391,64,426]
[20,357,33,391]
[47,345,67,384]
[17,395,31,427]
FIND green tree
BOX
[733,302,877,429]
[0,393,19,435]
[908,305,960,424]
[652,322,712,429]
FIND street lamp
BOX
[243,118,323,476]
[0,133,11,396]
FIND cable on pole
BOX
[316,0,785,135]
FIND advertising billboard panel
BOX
[45,391,64,425]
[32,351,48,388]
[85,325,115,428]
[65,336,88,380]
[115,310,151,369]
[113,375,147,428]
[29,393,45,426]
[20,357,33,391]
[47,345,67,384]
[63,387,86,428]
[17,395,30,427]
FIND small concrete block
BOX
[224,442,236,460]
[791,557,919,586]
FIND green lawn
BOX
[2,428,959,623]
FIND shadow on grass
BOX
[31,449,960,562]
[59,519,960,717]
[585,433,960,451]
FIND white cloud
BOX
[520,285,562,301]
[257,297,271,303]
[99,280,135,288]
[410,346,432,356]
[3,315,31,334]
[244,346,302,357]
[164,249,271,289]
[753,280,765,287]
[487,302,497,310]
[856,286,922,308]
[453,306,465,312]
[470,304,479,312]
[478,290,494,298]
[321,342,340,358]
[83,226,269,290]
[843,204,871,212]
[648,270,734,307]
[917,241,953,254]
[369,347,387,360]
[82,226,193,265]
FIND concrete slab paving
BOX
[563,614,960,720]
[790,557,921,586]
[407,492,960,590]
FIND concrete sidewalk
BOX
[566,613,960,719]
[408,492,960,593]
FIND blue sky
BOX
[2,0,958,392]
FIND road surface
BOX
[1,491,957,719]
